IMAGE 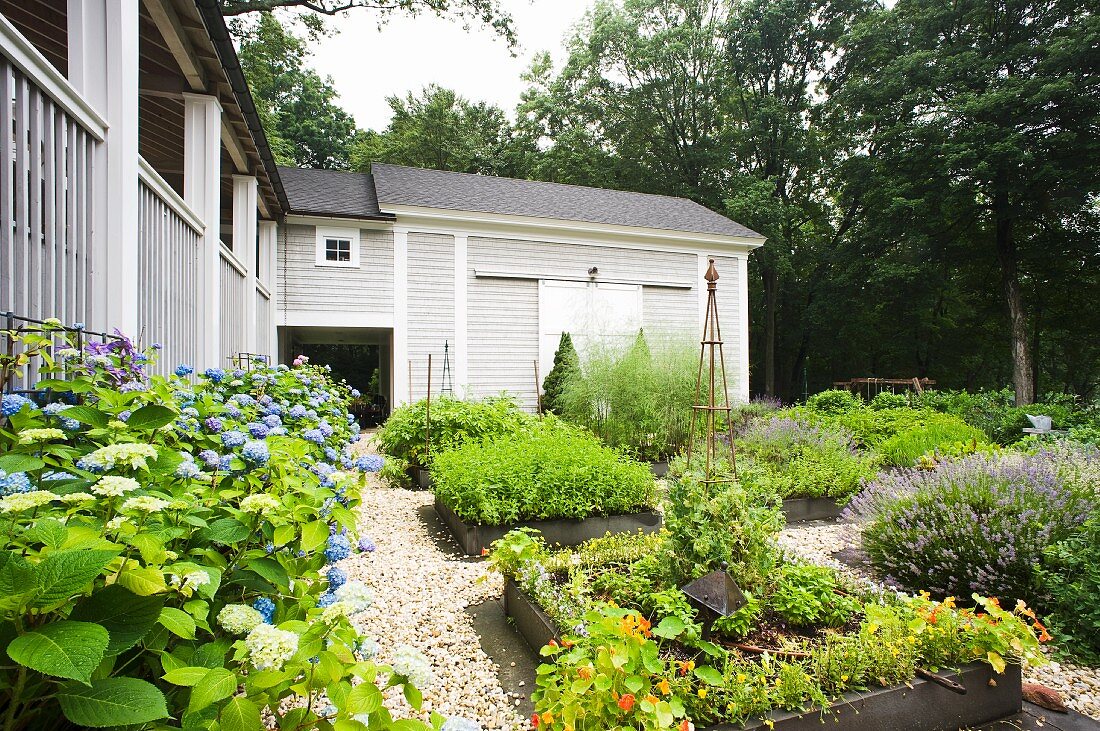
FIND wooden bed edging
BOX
[781,496,844,523]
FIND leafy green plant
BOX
[1037,514,1100,663]
[711,594,761,639]
[869,391,909,410]
[376,396,530,467]
[559,333,697,460]
[770,564,859,628]
[541,332,579,415]
[0,326,437,731]
[804,389,863,414]
[875,414,986,467]
[486,528,547,578]
[432,417,655,524]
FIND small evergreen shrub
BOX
[376,396,530,466]
[431,418,655,524]
[846,445,1098,601]
[541,332,579,415]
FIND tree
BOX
[350,85,534,176]
[541,333,579,415]
[236,13,360,168]
[220,0,517,47]
[830,0,1100,404]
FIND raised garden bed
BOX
[649,459,670,477]
[405,464,432,490]
[781,496,842,522]
[436,497,662,556]
[503,580,1022,731]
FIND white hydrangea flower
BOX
[18,428,66,444]
[121,495,170,513]
[81,443,159,471]
[91,476,142,497]
[0,490,58,513]
[358,637,380,660]
[442,719,483,731]
[106,516,129,531]
[239,494,280,514]
[245,624,299,670]
[182,571,210,591]
[319,601,352,624]
[217,604,264,635]
[58,492,95,504]
[333,581,373,614]
[391,645,432,688]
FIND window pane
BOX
[324,238,352,263]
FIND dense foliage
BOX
[846,445,1098,603]
[1038,514,1100,664]
[558,333,697,461]
[540,332,579,416]
[375,396,529,468]
[0,325,446,730]
[431,418,655,524]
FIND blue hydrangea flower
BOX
[288,405,307,420]
[264,542,275,555]
[223,404,242,419]
[324,533,352,563]
[258,394,273,406]
[176,459,202,479]
[252,597,276,624]
[247,422,269,439]
[268,426,287,436]
[231,394,256,407]
[356,455,384,473]
[242,440,269,465]
[218,455,233,471]
[199,449,219,468]
[221,430,247,448]
[317,590,337,608]
[326,566,347,590]
[358,537,377,553]
[324,447,339,462]
[303,429,325,445]
[262,414,282,429]
[0,470,32,496]
[264,404,283,417]
[318,422,334,438]
[232,369,245,378]
[350,388,361,398]
[204,417,223,433]
[174,364,194,376]
[2,394,36,417]
[202,368,226,383]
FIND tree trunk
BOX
[993,191,1035,405]
[762,264,778,397]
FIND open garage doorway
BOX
[279,327,393,427]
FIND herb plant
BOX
[376,396,530,467]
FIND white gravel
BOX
[779,519,1100,720]
[337,464,526,729]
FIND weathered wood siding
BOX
[407,232,454,400]
[278,223,394,317]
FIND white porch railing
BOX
[137,158,204,375]
[220,245,249,363]
[0,17,105,331]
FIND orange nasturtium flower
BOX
[679,660,695,676]
[531,713,540,728]
[577,666,593,680]
[679,720,695,731]
[617,694,636,712]
[657,679,672,695]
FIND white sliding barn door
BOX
[538,280,643,379]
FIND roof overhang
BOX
[378,203,766,254]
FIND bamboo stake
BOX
[425,354,433,464]
[534,358,542,414]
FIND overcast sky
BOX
[308,0,595,132]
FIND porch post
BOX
[393,228,409,406]
[258,220,278,361]
[453,233,468,393]
[736,253,750,402]
[233,174,258,353]
[67,0,140,334]
[183,93,222,368]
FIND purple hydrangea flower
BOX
[204,417,224,434]
[358,536,376,553]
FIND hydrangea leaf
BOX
[188,667,238,713]
[32,550,119,609]
[301,521,328,552]
[70,585,165,656]
[0,454,45,474]
[117,566,168,596]
[7,620,109,683]
[124,405,177,430]
[60,406,110,429]
[57,677,168,727]
[220,696,263,731]
[158,607,197,639]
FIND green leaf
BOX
[0,551,38,611]
[273,525,294,547]
[693,665,724,686]
[70,585,165,656]
[25,518,68,550]
[188,667,238,713]
[33,550,119,609]
[159,607,197,639]
[402,681,423,711]
[162,666,210,687]
[123,405,177,430]
[300,521,328,552]
[245,557,289,589]
[57,677,169,727]
[7,620,109,684]
[346,682,383,714]
[220,696,263,731]
[117,566,167,596]
[652,616,688,639]
[201,518,251,546]
[61,406,110,429]
[0,454,45,474]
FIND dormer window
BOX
[315,227,360,268]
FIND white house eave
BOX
[284,214,395,230]
[379,203,766,252]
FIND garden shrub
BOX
[912,388,1096,444]
[735,416,878,501]
[431,417,655,524]
[846,445,1098,602]
[875,414,986,467]
[0,326,439,730]
[376,395,530,466]
[559,332,696,460]
[769,564,859,628]
[869,391,909,410]
[728,395,782,435]
[541,332,579,415]
[804,389,863,414]
[1037,511,1100,663]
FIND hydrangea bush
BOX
[0,324,450,731]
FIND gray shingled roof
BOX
[372,164,761,239]
[278,163,761,239]
[277,167,391,220]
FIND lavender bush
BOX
[846,445,1098,600]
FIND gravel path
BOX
[338,474,526,730]
[779,520,1100,720]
